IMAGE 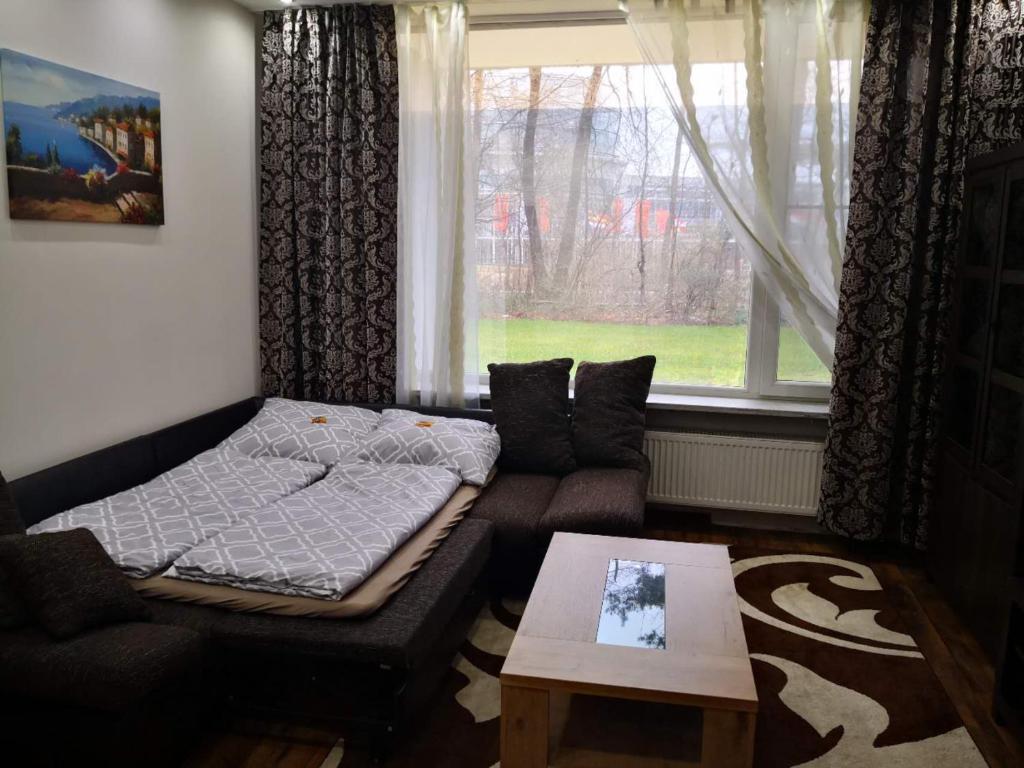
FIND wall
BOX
[0,0,259,478]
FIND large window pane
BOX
[777,320,831,383]
[480,318,749,387]
[472,61,752,387]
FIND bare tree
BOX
[551,65,604,296]
[624,67,651,312]
[662,125,685,315]
[472,64,750,331]
[522,67,547,294]
[471,69,484,156]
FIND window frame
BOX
[469,16,833,404]
[750,279,832,400]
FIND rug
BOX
[334,550,987,767]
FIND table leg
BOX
[501,684,549,768]
[701,708,756,768]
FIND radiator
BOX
[643,431,825,516]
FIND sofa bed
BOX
[1,357,653,762]
[5,398,496,761]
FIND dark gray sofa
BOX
[2,622,206,767]
[3,395,647,758]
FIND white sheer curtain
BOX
[395,1,479,407]
[624,0,866,367]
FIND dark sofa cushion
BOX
[472,473,561,552]
[470,472,562,594]
[539,467,647,538]
[572,356,656,471]
[487,359,576,475]
[0,540,28,630]
[0,470,25,535]
[0,622,203,712]
[0,475,29,629]
[0,529,150,639]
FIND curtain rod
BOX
[468,11,627,29]
[271,3,628,27]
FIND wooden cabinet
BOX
[933,144,1024,736]
[994,583,1024,743]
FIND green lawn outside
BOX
[479,318,830,387]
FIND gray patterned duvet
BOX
[354,409,500,486]
[168,461,461,600]
[219,398,381,466]
[28,447,326,578]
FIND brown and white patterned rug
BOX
[333,550,987,767]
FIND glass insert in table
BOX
[596,559,666,650]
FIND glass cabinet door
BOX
[958,278,992,359]
[993,283,1024,378]
[1001,177,1024,269]
[966,179,1003,267]
[982,382,1024,484]
[946,365,981,451]
[949,171,1003,458]
[978,165,1024,488]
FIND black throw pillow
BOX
[572,356,657,472]
[488,358,576,475]
[0,470,26,535]
[0,528,150,639]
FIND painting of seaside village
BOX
[1,49,163,224]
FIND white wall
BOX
[0,0,260,478]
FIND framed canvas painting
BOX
[0,49,164,224]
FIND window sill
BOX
[478,385,829,420]
[644,392,829,419]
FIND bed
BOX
[28,398,500,618]
[9,396,497,759]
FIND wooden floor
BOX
[647,509,1024,768]
[189,510,1024,768]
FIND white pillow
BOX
[220,398,381,466]
[354,409,500,485]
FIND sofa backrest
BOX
[7,398,495,527]
[9,398,261,527]
[150,398,263,473]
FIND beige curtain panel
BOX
[624,0,868,367]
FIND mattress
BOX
[132,482,481,618]
[27,447,326,578]
[167,460,462,600]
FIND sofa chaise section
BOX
[471,463,648,594]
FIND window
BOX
[778,320,831,384]
[469,21,835,399]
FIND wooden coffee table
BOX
[500,532,758,768]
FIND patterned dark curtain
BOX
[820,0,1024,548]
[259,6,399,403]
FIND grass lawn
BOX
[479,318,830,387]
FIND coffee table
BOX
[500,532,758,768]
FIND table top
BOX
[500,532,758,712]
